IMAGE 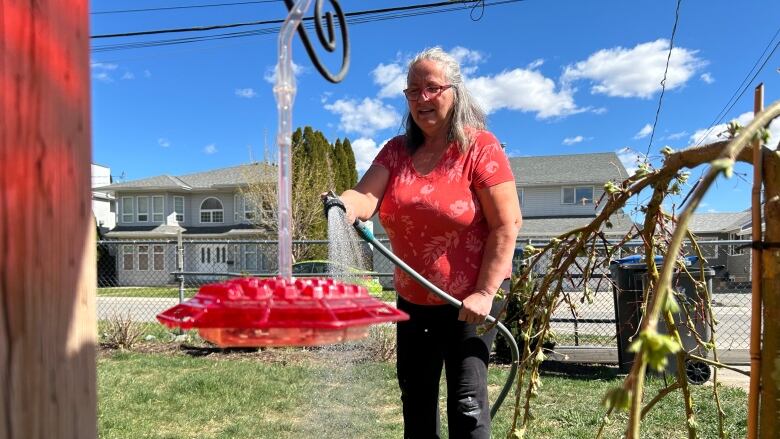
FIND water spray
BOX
[322,191,519,419]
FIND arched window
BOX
[200,197,224,223]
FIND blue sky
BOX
[90,0,780,215]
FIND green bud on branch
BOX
[629,330,681,371]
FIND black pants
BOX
[396,279,509,439]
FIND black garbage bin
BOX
[611,255,715,384]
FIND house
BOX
[508,152,635,240]
[95,162,277,286]
[689,210,753,281]
[92,164,116,233]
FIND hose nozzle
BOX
[322,190,346,218]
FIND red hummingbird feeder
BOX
[157,276,408,347]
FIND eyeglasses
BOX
[402,84,453,101]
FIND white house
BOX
[92,163,116,233]
[508,151,635,239]
[95,162,277,286]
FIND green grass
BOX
[98,348,747,438]
[98,286,395,302]
[98,287,199,298]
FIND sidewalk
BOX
[715,366,750,392]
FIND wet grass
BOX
[98,348,747,438]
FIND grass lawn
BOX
[98,344,747,438]
[98,287,199,298]
[97,286,397,302]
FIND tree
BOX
[342,137,359,189]
[505,101,780,439]
[333,138,348,192]
[241,126,358,262]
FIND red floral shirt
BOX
[373,130,515,305]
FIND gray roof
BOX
[509,152,628,186]
[519,213,636,238]
[95,163,276,192]
[689,211,751,234]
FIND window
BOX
[243,244,258,271]
[174,196,185,222]
[200,198,224,223]
[121,197,134,223]
[234,193,256,222]
[152,196,164,222]
[519,188,524,207]
[122,245,134,270]
[137,196,149,222]
[562,186,594,205]
[153,245,165,271]
[138,245,149,271]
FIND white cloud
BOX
[690,111,780,149]
[451,46,486,76]
[634,123,653,139]
[665,131,688,140]
[93,72,113,83]
[263,61,304,84]
[562,39,706,99]
[563,135,584,145]
[121,72,135,80]
[324,98,401,137]
[235,88,257,98]
[158,138,171,148]
[467,69,581,118]
[700,72,715,84]
[527,59,545,70]
[91,61,118,82]
[372,63,407,99]
[450,46,485,65]
[616,147,646,176]
[203,144,218,155]
[144,70,152,78]
[350,137,387,173]
[91,62,118,70]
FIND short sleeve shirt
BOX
[372,130,515,305]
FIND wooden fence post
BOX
[0,0,97,438]
[760,147,780,437]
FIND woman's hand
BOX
[458,290,494,324]
[320,191,357,224]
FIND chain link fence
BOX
[97,238,752,363]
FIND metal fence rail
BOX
[97,238,753,363]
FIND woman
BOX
[338,47,522,438]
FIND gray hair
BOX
[404,46,486,153]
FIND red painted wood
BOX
[0,1,97,438]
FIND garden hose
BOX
[323,192,519,419]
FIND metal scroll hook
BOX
[283,0,350,84]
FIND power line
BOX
[644,0,682,161]
[91,0,282,15]
[91,0,524,53]
[91,0,501,39]
[693,25,780,147]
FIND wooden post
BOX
[760,126,780,437]
[748,84,764,439]
[0,1,97,438]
